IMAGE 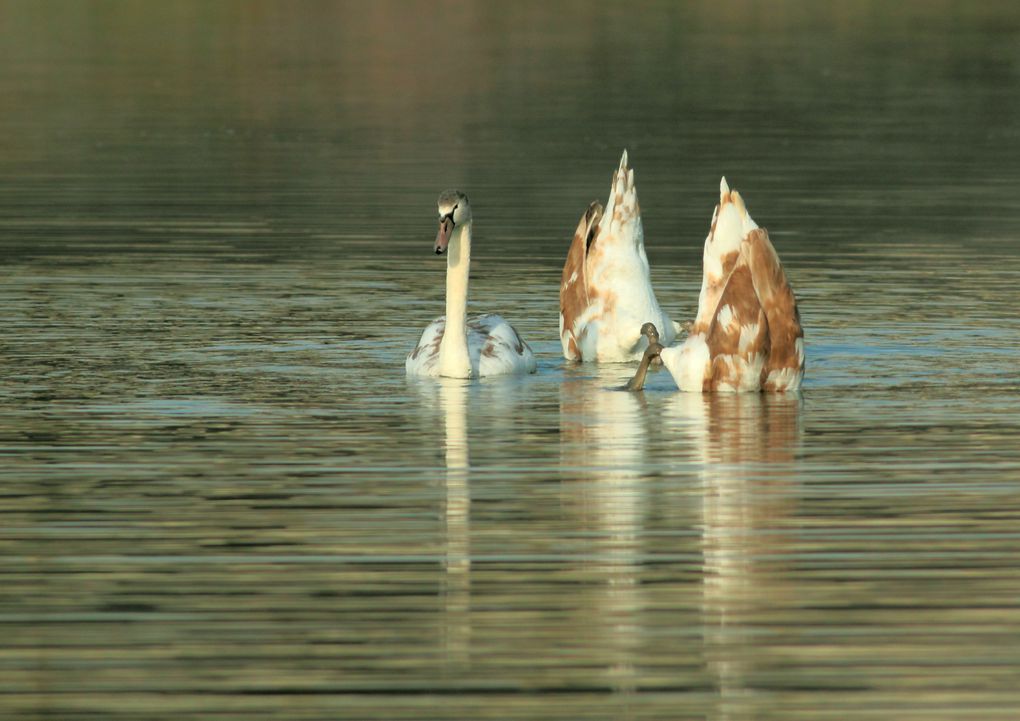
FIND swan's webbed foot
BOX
[624,335,664,392]
[640,322,660,345]
[638,321,665,367]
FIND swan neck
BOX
[440,222,472,377]
[445,221,471,325]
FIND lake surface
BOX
[2,2,1020,719]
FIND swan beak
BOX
[434,217,454,255]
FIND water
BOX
[2,2,1020,719]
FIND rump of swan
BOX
[658,178,804,393]
[559,150,678,363]
[406,190,537,379]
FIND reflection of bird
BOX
[406,191,537,378]
[559,151,677,362]
[439,379,470,574]
[559,369,649,693]
[437,379,471,668]
[665,393,802,719]
[659,180,804,392]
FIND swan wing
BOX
[560,201,601,360]
[741,228,804,391]
[702,262,769,392]
[469,314,537,377]
[693,180,757,334]
[662,261,766,392]
[405,316,446,377]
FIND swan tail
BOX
[599,149,641,248]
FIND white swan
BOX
[654,179,804,392]
[559,150,677,362]
[406,190,537,378]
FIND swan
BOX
[637,179,804,392]
[406,190,537,378]
[559,150,677,363]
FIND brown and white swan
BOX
[559,151,679,363]
[625,179,804,393]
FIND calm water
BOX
[2,2,1020,719]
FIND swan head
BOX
[435,190,471,255]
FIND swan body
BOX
[406,190,537,379]
[559,151,676,363]
[407,313,535,378]
[659,179,804,392]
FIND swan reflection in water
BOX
[421,367,801,709]
[665,393,802,720]
[437,378,472,669]
[429,377,522,672]
[411,377,475,669]
[560,364,654,694]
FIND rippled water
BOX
[3,2,1020,719]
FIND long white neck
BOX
[439,221,473,378]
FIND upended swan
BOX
[406,190,537,379]
[559,151,678,363]
[627,179,804,392]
